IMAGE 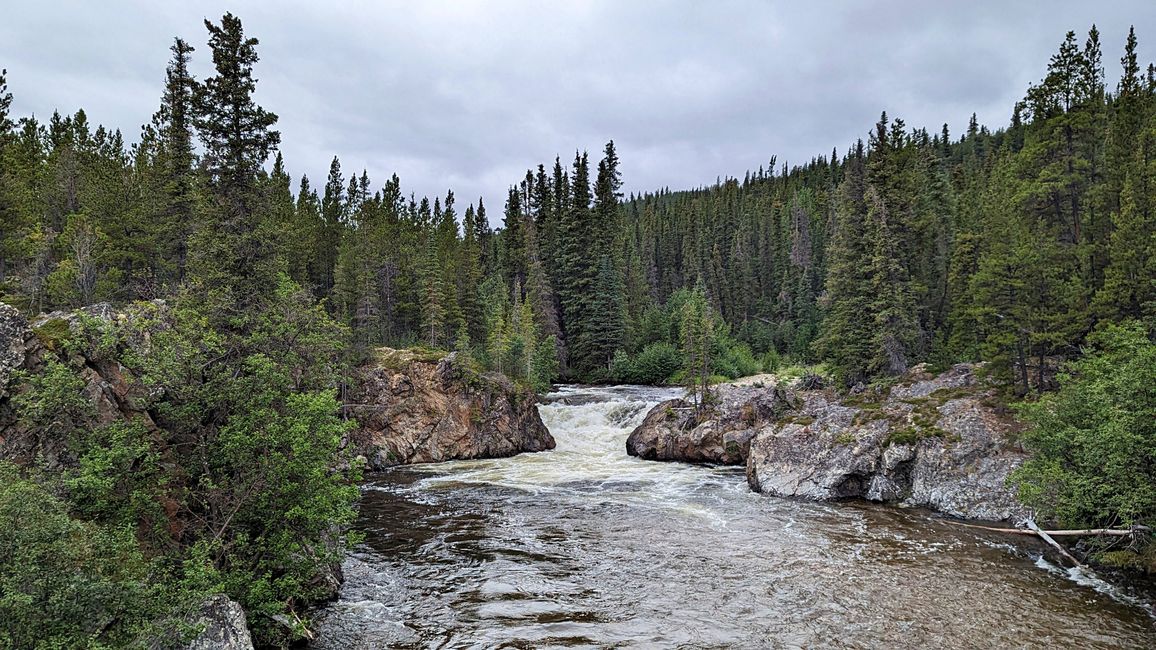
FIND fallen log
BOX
[947,521,1149,537]
[1026,519,1085,569]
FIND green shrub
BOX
[761,349,782,372]
[1012,322,1156,529]
[0,463,165,649]
[716,342,761,379]
[12,359,92,445]
[609,349,634,383]
[631,342,683,384]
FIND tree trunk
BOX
[1016,334,1029,397]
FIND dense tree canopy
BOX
[2,19,1156,642]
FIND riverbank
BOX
[311,384,1155,648]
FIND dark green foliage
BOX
[189,13,282,324]
[612,341,682,385]
[0,462,164,649]
[1012,322,1156,529]
[680,283,714,411]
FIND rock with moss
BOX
[745,363,1028,521]
[347,347,555,468]
[0,301,162,469]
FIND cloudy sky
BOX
[3,1,1154,221]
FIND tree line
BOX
[2,13,1156,646]
[5,26,1155,393]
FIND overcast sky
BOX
[3,1,1154,222]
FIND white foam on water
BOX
[407,384,741,521]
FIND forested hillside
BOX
[3,25,1154,392]
[3,11,1156,647]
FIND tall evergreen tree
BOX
[152,38,198,286]
[189,13,281,321]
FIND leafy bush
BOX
[714,342,761,379]
[8,277,363,646]
[609,349,634,382]
[631,342,683,384]
[12,358,92,444]
[0,463,166,649]
[1012,322,1156,529]
[761,349,782,372]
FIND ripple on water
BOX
[312,385,1156,649]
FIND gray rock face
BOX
[745,364,1028,521]
[0,303,28,400]
[178,595,254,650]
[626,384,792,465]
[347,348,555,468]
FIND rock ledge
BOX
[347,348,555,468]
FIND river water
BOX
[312,385,1155,649]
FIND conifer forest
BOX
[5,24,1156,391]
[3,8,1156,649]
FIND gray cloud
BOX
[3,1,1154,222]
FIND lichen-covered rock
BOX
[0,303,29,400]
[0,301,161,469]
[625,384,792,465]
[177,595,254,650]
[347,348,555,468]
[745,363,1028,521]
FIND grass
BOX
[883,398,951,447]
[774,362,827,383]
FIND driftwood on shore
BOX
[947,519,1152,570]
[1025,519,1087,568]
[948,521,1150,538]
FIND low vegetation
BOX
[1012,322,1156,562]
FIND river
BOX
[312,384,1155,649]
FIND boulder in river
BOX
[347,348,555,468]
[625,384,793,464]
[627,363,1028,521]
[745,363,1028,521]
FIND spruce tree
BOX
[153,38,197,286]
[865,186,919,375]
[501,187,527,292]
[815,142,873,384]
[189,12,281,321]
[680,282,714,412]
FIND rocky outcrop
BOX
[625,384,792,464]
[0,302,159,469]
[176,595,254,650]
[346,348,555,469]
[627,364,1028,521]
[745,364,1027,521]
[0,303,27,400]
[2,304,556,472]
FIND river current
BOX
[312,385,1155,649]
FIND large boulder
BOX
[625,384,792,465]
[176,595,254,650]
[347,348,555,468]
[745,364,1028,521]
[0,303,28,400]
